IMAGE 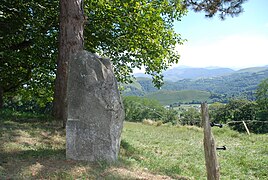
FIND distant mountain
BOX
[124,66,268,104]
[133,73,151,78]
[162,67,235,81]
[134,67,235,81]
[235,66,268,73]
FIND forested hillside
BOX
[122,66,268,104]
[144,90,211,105]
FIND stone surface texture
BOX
[66,50,124,162]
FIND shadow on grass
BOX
[0,147,129,179]
[0,148,65,161]
[0,146,181,179]
[0,140,187,179]
[0,109,63,132]
[0,120,150,179]
[0,110,189,179]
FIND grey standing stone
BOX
[66,50,124,162]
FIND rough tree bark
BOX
[53,0,85,126]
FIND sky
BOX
[173,0,268,69]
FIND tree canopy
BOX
[0,0,58,108]
[1,0,247,111]
[84,0,187,87]
[183,0,247,19]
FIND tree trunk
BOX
[53,0,84,126]
[0,86,3,109]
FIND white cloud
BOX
[175,35,268,68]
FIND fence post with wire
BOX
[201,103,226,180]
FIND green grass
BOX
[145,90,211,105]
[122,123,268,179]
[0,112,267,179]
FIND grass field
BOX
[0,113,267,179]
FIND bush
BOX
[161,108,179,124]
[3,93,53,114]
[210,99,268,133]
[228,121,268,134]
[0,108,51,122]
[180,107,201,126]
[123,96,177,123]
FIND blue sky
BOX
[173,0,268,69]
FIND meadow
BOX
[0,113,267,179]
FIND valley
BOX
[122,66,268,105]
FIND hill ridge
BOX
[124,66,268,104]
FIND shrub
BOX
[180,107,201,126]
[123,96,177,123]
[211,98,268,133]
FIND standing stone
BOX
[66,50,124,162]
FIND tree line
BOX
[123,79,268,133]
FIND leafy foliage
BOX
[225,99,257,122]
[1,0,248,113]
[180,107,201,126]
[208,102,225,122]
[183,0,247,19]
[1,0,58,109]
[209,99,267,133]
[123,96,178,123]
[84,0,187,87]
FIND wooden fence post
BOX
[201,103,220,180]
[242,121,250,135]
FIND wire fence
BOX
[226,120,268,134]
[227,120,268,124]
